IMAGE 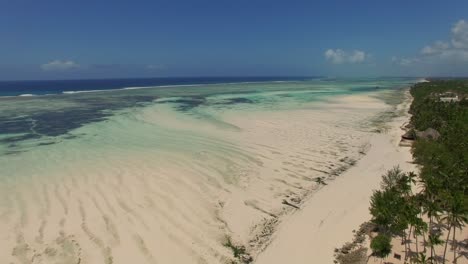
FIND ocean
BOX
[0,77,311,97]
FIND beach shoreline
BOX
[253,88,415,264]
[0,83,418,264]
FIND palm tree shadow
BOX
[405,248,419,260]
[454,238,468,262]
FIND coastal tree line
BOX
[369,80,468,264]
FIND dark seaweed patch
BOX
[350,86,381,92]
[156,96,253,110]
[62,134,78,140]
[4,150,24,155]
[0,133,42,144]
[0,117,33,134]
[0,95,158,147]
[223,97,254,104]
[32,109,111,136]
[174,98,206,111]
[37,141,57,146]
[155,96,207,111]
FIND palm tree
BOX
[380,166,405,191]
[401,198,420,261]
[422,194,442,262]
[428,233,443,264]
[369,189,396,233]
[419,172,444,262]
[441,192,468,263]
[411,192,429,255]
[412,253,430,264]
[413,216,428,256]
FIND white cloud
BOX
[391,19,468,72]
[391,56,419,66]
[421,41,450,55]
[418,19,468,62]
[325,49,367,64]
[348,50,366,63]
[41,60,80,71]
[451,20,468,49]
[325,49,345,64]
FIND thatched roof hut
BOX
[403,128,441,141]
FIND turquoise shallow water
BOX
[0,78,414,180]
[0,77,418,184]
[0,77,416,154]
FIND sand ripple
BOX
[0,93,389,263]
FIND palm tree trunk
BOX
[416,233,419,255]
[430,217,434,262]
[423,230,427,253]
[452,225,456,263]
[406,226,413,261]
[443,223,452,263]
[420,212,427,254]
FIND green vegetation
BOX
[411,80,468,263]
[369,167,421,261]
[223,236,253,264]
[370,234,392,258]
[410,80,468,188]
[367,80,468,263]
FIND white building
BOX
[439,92,460,102]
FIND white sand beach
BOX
[255,91,416,264]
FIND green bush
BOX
[370,234,392,258]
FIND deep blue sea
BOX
[0,77,312,97]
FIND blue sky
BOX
[1,0,468,80]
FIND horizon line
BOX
[0,75,435,83]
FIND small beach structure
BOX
[401,128,440,141]
[401,130,415,140]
